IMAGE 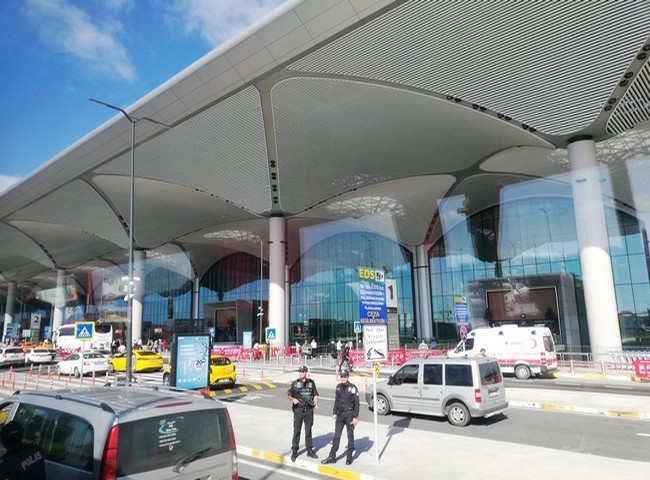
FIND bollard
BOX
[105,371,109,384]
[1,372,4,389]
[57,370,61,381]
[47,365,51,378]
[11,378,15,390]
[282,363,286,374]
[260,367,264,380]
[68,372,72,383]
[22,376,27,390]
[49,378,54,390]
[138,375,142,386]
[8,366,13,380]
[38,365,42,378]
[35,379,39,391]
[92,370,96,386]
[29,364,33,377]
[242,367,246,380]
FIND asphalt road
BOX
[219,383,650,463]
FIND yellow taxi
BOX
[109,349,164,373]
[162,354,236,388]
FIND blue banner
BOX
[454,295,468,324]
[174,334,210,390]
[358,267,387,325]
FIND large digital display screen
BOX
[487,286,559,322]
[171,334,210,390]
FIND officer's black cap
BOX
[340,369,350,377]
[298,365,309,372]
[0,420,23,448]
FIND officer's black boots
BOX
[306,450,318,458]
[321,456,336,464]
[291,452,297,462]
[346,456,353,465]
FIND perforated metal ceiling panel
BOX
[607,59,650,135]
[289,1,650,136]
[8,180,127,247]
[272,78,550,212]
[90,176,259,249]
[94,87,272,213]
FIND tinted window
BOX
[423,364,442,385]
[211,357,231,366]
[117,409,230,475]
[95,324,112,334]
[5,348,23,354]
[58,327,74,337]
[14,404,94,472]
[543,335,555,352]
[138,351,158,357]
[394,365,419,384]
[445,364,473,387]
[479,362,503,385]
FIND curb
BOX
[509,400,650,420]
[237,446,382,480]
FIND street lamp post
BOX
[89,98,168,382]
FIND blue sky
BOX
[0,0,285,193]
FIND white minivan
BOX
[366,356,508,426]
[448,326,558,380]
[0,386,238,479]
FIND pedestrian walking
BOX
[287,365,319,462]
[321,369,359,465]
[0,420,46,479]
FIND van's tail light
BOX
[99,425,119,480]
[541,351,547,365]
[225,408,238,480]
[474,388,482,404]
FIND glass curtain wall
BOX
[289,232,414,346]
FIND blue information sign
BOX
[358,267,387,325]
[454,295,468,324]
[173,334,210,390]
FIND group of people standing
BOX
[287,365,360,465]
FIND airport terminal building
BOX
[1,1,650,358]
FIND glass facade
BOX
[289,232,414,345]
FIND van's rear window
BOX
[117,409,230,476]
[479,362,503,386]
[543,336,555,352]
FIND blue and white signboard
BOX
[172,334,210,390]
[354,321,363,334]
[265,327,276,342]
[358,267,387,325]
[74,322,95,342]
[454,295,468,324]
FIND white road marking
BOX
[636,433,650,437]
[239,458,318,479]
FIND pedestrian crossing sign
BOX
[74,322,95,342]
[265,327,276,342]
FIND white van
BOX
[366,356,508,427]
[449,326,558,380]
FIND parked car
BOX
[0,385,238,479]
[109,350,164,373]
[25,348,53,364]
[0,347,25,367]
[56,351,110,378]
[163,354,236,388]
[366,356,508,426]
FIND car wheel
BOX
[162,373,170,386]
[375,394,390,416]
[447,402,470,427]
[514,364,531,380]
[73,367,81,378]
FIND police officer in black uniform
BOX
[0,420,46,480]
[287,365,319,462]
[321,369,359,465]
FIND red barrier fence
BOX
[348,348,445,367]
[633,360,650,378]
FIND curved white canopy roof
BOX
[1,0,649,287]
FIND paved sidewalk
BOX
[228,364,650,479]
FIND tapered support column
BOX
[269,217,286,346]
[52,270,66,333]
[569,137,622,359]
[415,245,433,340]
[131,250,146,344]
[3,282,16,340]
[192,276,200,319]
